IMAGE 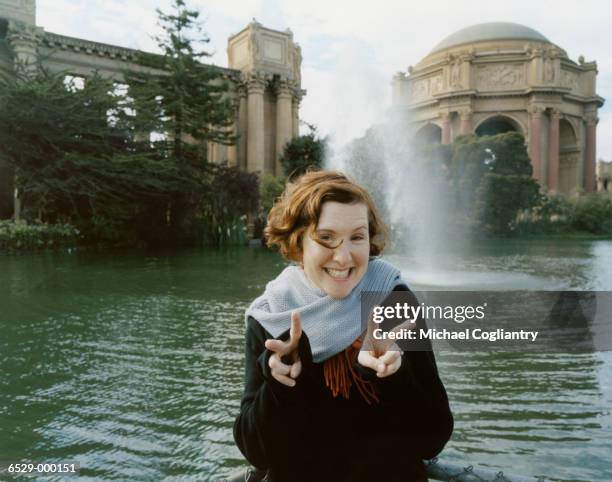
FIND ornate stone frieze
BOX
[560,69,579,91]
[476,64,524,90]
[43,31,140,61]
[409,74,443,100]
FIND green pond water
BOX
[1,239,611,481]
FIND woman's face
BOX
[301,201,370,299]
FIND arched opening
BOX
[559,119,579,195]
[475,116,521,136]
[414,123,442,145]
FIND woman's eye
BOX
[352,235,365,241]
[320,234,333,241]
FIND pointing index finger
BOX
[289,311,302,348]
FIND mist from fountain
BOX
[325,114,555,290]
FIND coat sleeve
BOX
[233,316,313,470]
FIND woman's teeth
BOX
[325,268,351,279]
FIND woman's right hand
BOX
[264,311,303,387]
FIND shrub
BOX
[0,220,80,253]
[572,193,612,234]
[254,174,286,239]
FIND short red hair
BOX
[264,170,388,262]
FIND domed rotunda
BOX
[391,22,604,194]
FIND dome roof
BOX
[430,22,550,53]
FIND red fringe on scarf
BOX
[322,337,379,405]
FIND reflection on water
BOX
[1,240,611,481]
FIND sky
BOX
[33,0,612,159]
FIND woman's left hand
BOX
[357,308,413,378]
[358,347,402,378]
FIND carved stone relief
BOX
[543,56,555,83]
[450,60,462,88]
[560,70,579,91]
[409,75,443,100]
[476,64,524,90]
[248,29,260,60]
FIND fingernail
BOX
[378,363,385,372]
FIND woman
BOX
[233,171,453,482]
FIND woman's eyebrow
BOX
[316,225,367,232]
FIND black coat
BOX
[233,286,453,482]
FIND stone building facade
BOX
[392,22,604,195]
[0,0,303,217]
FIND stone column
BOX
[584,114,598,193]
[547,109,561,192]
[528,47,544,86]
[226,109,238,167]
[292,96,300,138]
[528,106,544,185]
[459,110,472,135]
[275,81,294,176]
[441,113,451,145]
[247,75,266,173]
[7,22,42,220]
[236,86,248,170]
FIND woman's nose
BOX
[333,241,352,264]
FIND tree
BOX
[279,129,327,179]
[450,132,540,235]
[124,0,237,244]
[0,62,192,244]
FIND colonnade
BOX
[240,73,301,175]
[434,106,598,193]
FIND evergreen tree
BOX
[279,129,327,179]
[0,62,191,244]
[124,0,237,244]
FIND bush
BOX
[572,193,612,234]
[199,164,260,246]
[516,194,572,234]
[517,192,612,235]
[254,173,286,239]
[0,220,80,253]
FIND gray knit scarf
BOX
[245,258,405,362]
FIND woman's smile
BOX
[323,267,354,280]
